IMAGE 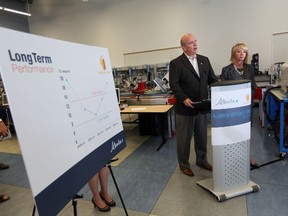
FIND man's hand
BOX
[183,98,195,108]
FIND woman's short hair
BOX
[230,43,249,64]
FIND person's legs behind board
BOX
[88,169,110,212]
[98,166,116,207]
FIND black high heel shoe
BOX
[99,193,116,207]
[91,198,111,212]
[250,162,260,169]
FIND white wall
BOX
[28,0,288,74]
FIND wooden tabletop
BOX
[271,89,288,101]
[120,104,174,114]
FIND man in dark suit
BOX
[169,33,218,176]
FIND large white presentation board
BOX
[0,27,126,215]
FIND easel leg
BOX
[72,194,83,216]
[108,164,129,216]
[32,204,36,216]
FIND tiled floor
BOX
[0,107,288,216]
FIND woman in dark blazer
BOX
[169,33,218,176]
[221,43,257,92]
[221,42,259,168]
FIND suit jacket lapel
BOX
[196,55,205,77]
[181,53,199,78]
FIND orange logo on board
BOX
[100,56,106,70]
[246,94,250,102]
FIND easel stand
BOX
[32,204,36,216]
[108,158,129,216]
[31,159,128,216]
[32,194,83,216]
[72,194,83,216]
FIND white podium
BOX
[197,80,260,202]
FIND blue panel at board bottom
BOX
[34,130,126,216]
[212,105,251,127]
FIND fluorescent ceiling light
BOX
[1,7,31,17]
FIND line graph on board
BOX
[58,69,121,148]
